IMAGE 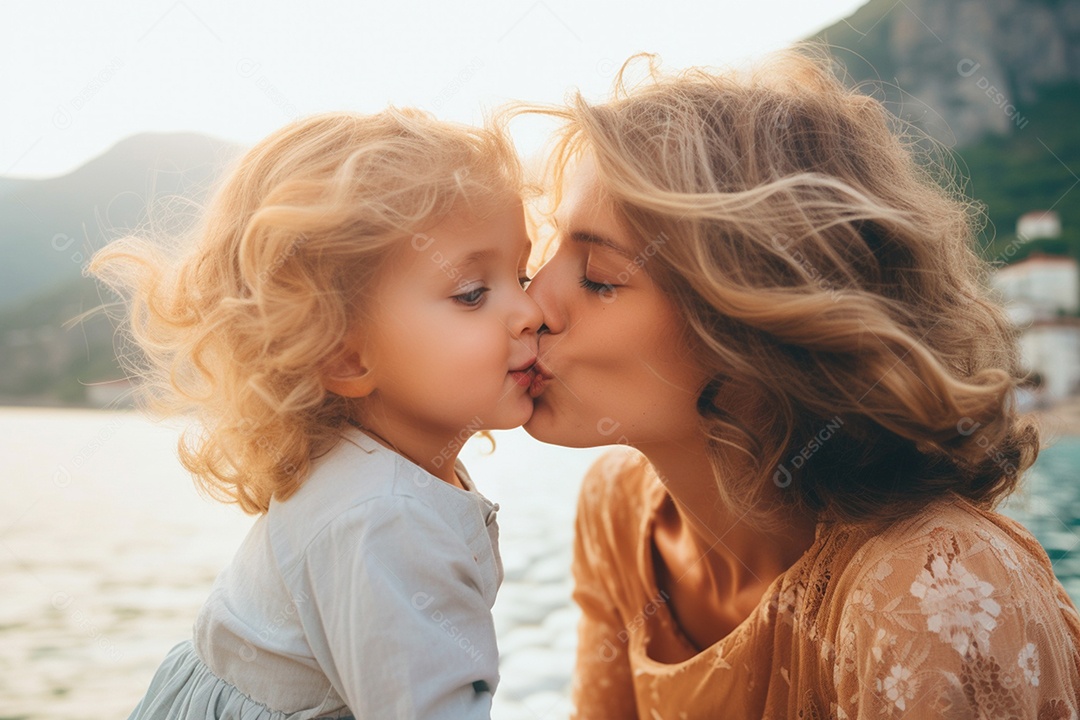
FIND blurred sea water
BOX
[1,407,1077,720]
[999,434,1080,602]
[0,408,604,720]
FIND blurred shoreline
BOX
[4,396,1080,445]
[6,392,1080,434]
[1035,396,1080,440]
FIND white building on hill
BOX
[992,254,1078,321]
[1017,210,1062,242]
[991,253,1080,402]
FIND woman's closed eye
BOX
[579,276,615,295]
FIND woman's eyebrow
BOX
[569,230,633,259]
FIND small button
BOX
[484,502,500,526]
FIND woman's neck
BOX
[636,434,819,598]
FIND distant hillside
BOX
[815,0,1080,261]
[0,275,120,405]
[815,0,1080,146]
[0,132,243,406]
[961,83,1080,262]
[0,132,243,308]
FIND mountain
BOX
[959,83,1080,259]
[0,132,243,406]
[0,132,243,308]
[815,0,1080,260]
[0,275,120,405]
[814,0,1080,147]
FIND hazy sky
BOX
[3,0,866,179]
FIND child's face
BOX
[362,197,543,441]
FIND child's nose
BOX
[524,262,564,336]
[512,286,544,337]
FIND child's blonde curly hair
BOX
[90,109,523,514]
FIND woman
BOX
[521,48,1080,718]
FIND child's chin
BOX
[488,401,535,431]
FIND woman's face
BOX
[525,155,708,449]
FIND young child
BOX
[89,109,543,719]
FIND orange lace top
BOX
[570,450,1080,719]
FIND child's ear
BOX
[321,342,377,398]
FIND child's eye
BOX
[453,286,489,307]
[579,276,614,295]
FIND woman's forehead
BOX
[556,157,647,255]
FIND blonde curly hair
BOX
[527,46,1040,526]
[89,109,522,514]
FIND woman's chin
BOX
[523,399,566,444]
[523,402,602,449]
[521,401,548,439]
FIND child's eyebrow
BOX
[452,249,498,267]
[446,241,532,272]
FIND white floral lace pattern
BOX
[1019,642,1041,687]
[835,519,1080,718]
[909,553,1001,655]
[877,664,916,712]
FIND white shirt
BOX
[192,426,503,719]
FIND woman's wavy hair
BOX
[531,46,1041,527]
[89,109,522,514]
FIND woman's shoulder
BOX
[571,448,660,612]
[577,446,657,525]
[822,496,1080,714]
[571,448,669,588]
[827,494,1080,641]
[836,496,1061,588]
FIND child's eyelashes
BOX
[453,286,489,308]
[453,274,532,308]
[579,276,615,295]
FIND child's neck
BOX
[347,417,467,490]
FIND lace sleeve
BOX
[833,517,1080,719]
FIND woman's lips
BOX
[528,360,554,398]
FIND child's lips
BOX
[509,357,538,389]
[509,368,534,388]
[510,357,537,374]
